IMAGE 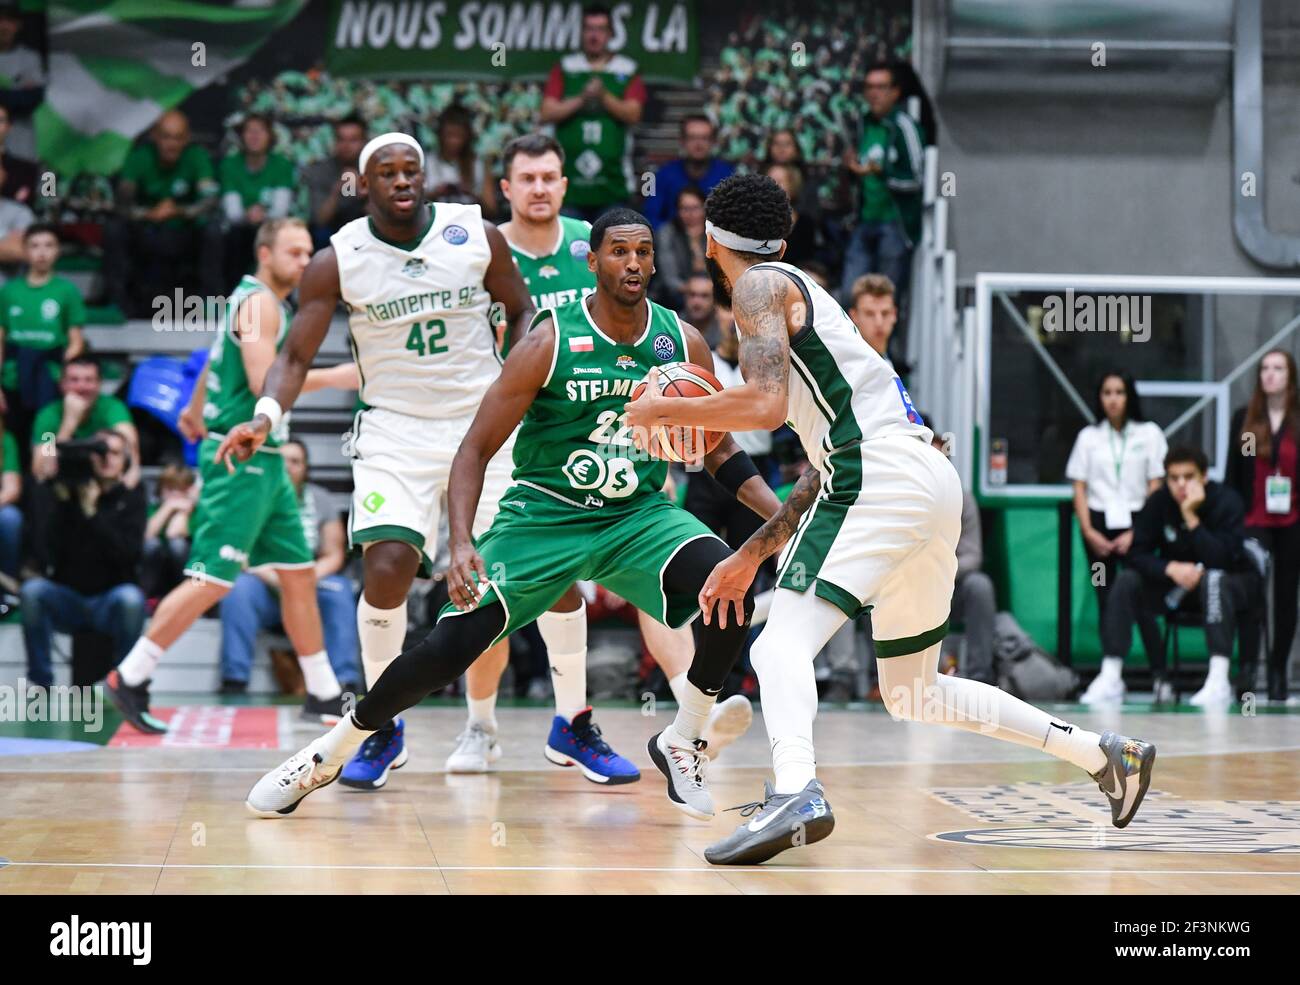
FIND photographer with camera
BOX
[20,428,146,687]
[30,354,139,489]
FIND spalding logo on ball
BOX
[630,363,726,463]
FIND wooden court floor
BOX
[2,703,1298,894]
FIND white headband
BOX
[359,132,425,174]
[705,219,783,255]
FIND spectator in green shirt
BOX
[218,113,296,289]
[0,424,20,583]
[0,223,86,452]
[839,61,923,357]
[31,354,139,489]
[539,4,646,223]
[102,110,220,317]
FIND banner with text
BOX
[327,0,697,82]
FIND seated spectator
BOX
[762,128,819,220]
[765,162,819,268]
[303,115,367,249]
[31,355,140,489]
[847,273,898,369]
[928,420,996,685]
[651,186,707,312]
[0,421,19,585]
[141,463,196,599]
[0,104,37,205]
[424,104,493,210]
[218,113,295,290]
[0,224,86,453]
[678,271,725,349]
[21,429,146,687]
[1097,446,1256,709]
[641,115,735,229]
[103,110,220,315]
[218,439,361,693]
[839,62,922,318]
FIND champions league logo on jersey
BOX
[442,224,469,245]
[402,257,426,278]
[571,239,591,258]
[652,333,676,360]
[929,781,1300,853]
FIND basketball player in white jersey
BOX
[215,133,536,790]
[625,174,1158,865]
[444,132,752,781]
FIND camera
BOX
[55,437,110,485]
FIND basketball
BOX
[631,362,726,462]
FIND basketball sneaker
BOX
[104,670,168,734]
[1079,672,1125,706]
[339,718,408,790]
[445,721,502,773]
[299,692,347,726]
[1091,730,1156,828]
[544,708,640,784]
[1188,676,1234,709]
[246,737,346,817]
[701,694,753,760]
[704,779,836,865]
[647,726,712,820]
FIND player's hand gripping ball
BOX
[628,363,726,463]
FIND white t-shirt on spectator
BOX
[712,353,773,457]
[1066,418,1167,522]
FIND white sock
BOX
[117,637,164,687]
[748,590,845,793]
[358,596,407,689]
[1099,656,1124,681]
[298,651,341,700]
[668,671,720,729]
[1206,655,1231,684]
[879,642,1108,775]
[538,603,587,721]
[318,712,373,766]
[670,676,717,741]
[467,693,498,730]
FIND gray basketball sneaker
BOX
[648,727,713,820]
[1091,730,1157,828]
[704,779,835,865]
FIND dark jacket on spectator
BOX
[1223,405,1300,520]
[31,479,147,595]
[1127,481,1247,585]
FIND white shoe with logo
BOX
[1080,673,1126,706]
[246,738,345,818]
[1188,676,1234,709]
[647,726,713,820]
[445,721,503,773]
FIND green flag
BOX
[36,0,307,177]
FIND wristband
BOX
[715,451,760,495]
[254,396,283,432]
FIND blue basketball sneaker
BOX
[338,718,408,791]
[544,708,640,784]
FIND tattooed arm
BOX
[698,465,823,627]
[623,266,791,434]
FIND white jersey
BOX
[333,202,499,420]
[750,261,931,485]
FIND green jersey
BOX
[549,53,644,208]
[31,394,132,444]
[218,151,295,211]
[0,275,86,390]
[119,143,218,226]
[511,296,688,512]
[510,216,595,311]
[203,275,290,448]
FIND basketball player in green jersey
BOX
[247,209,782,821]
[625,173,1157,864]
[445,134,753,779]
[107,218,358,733]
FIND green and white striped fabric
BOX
[36,0,306,176]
